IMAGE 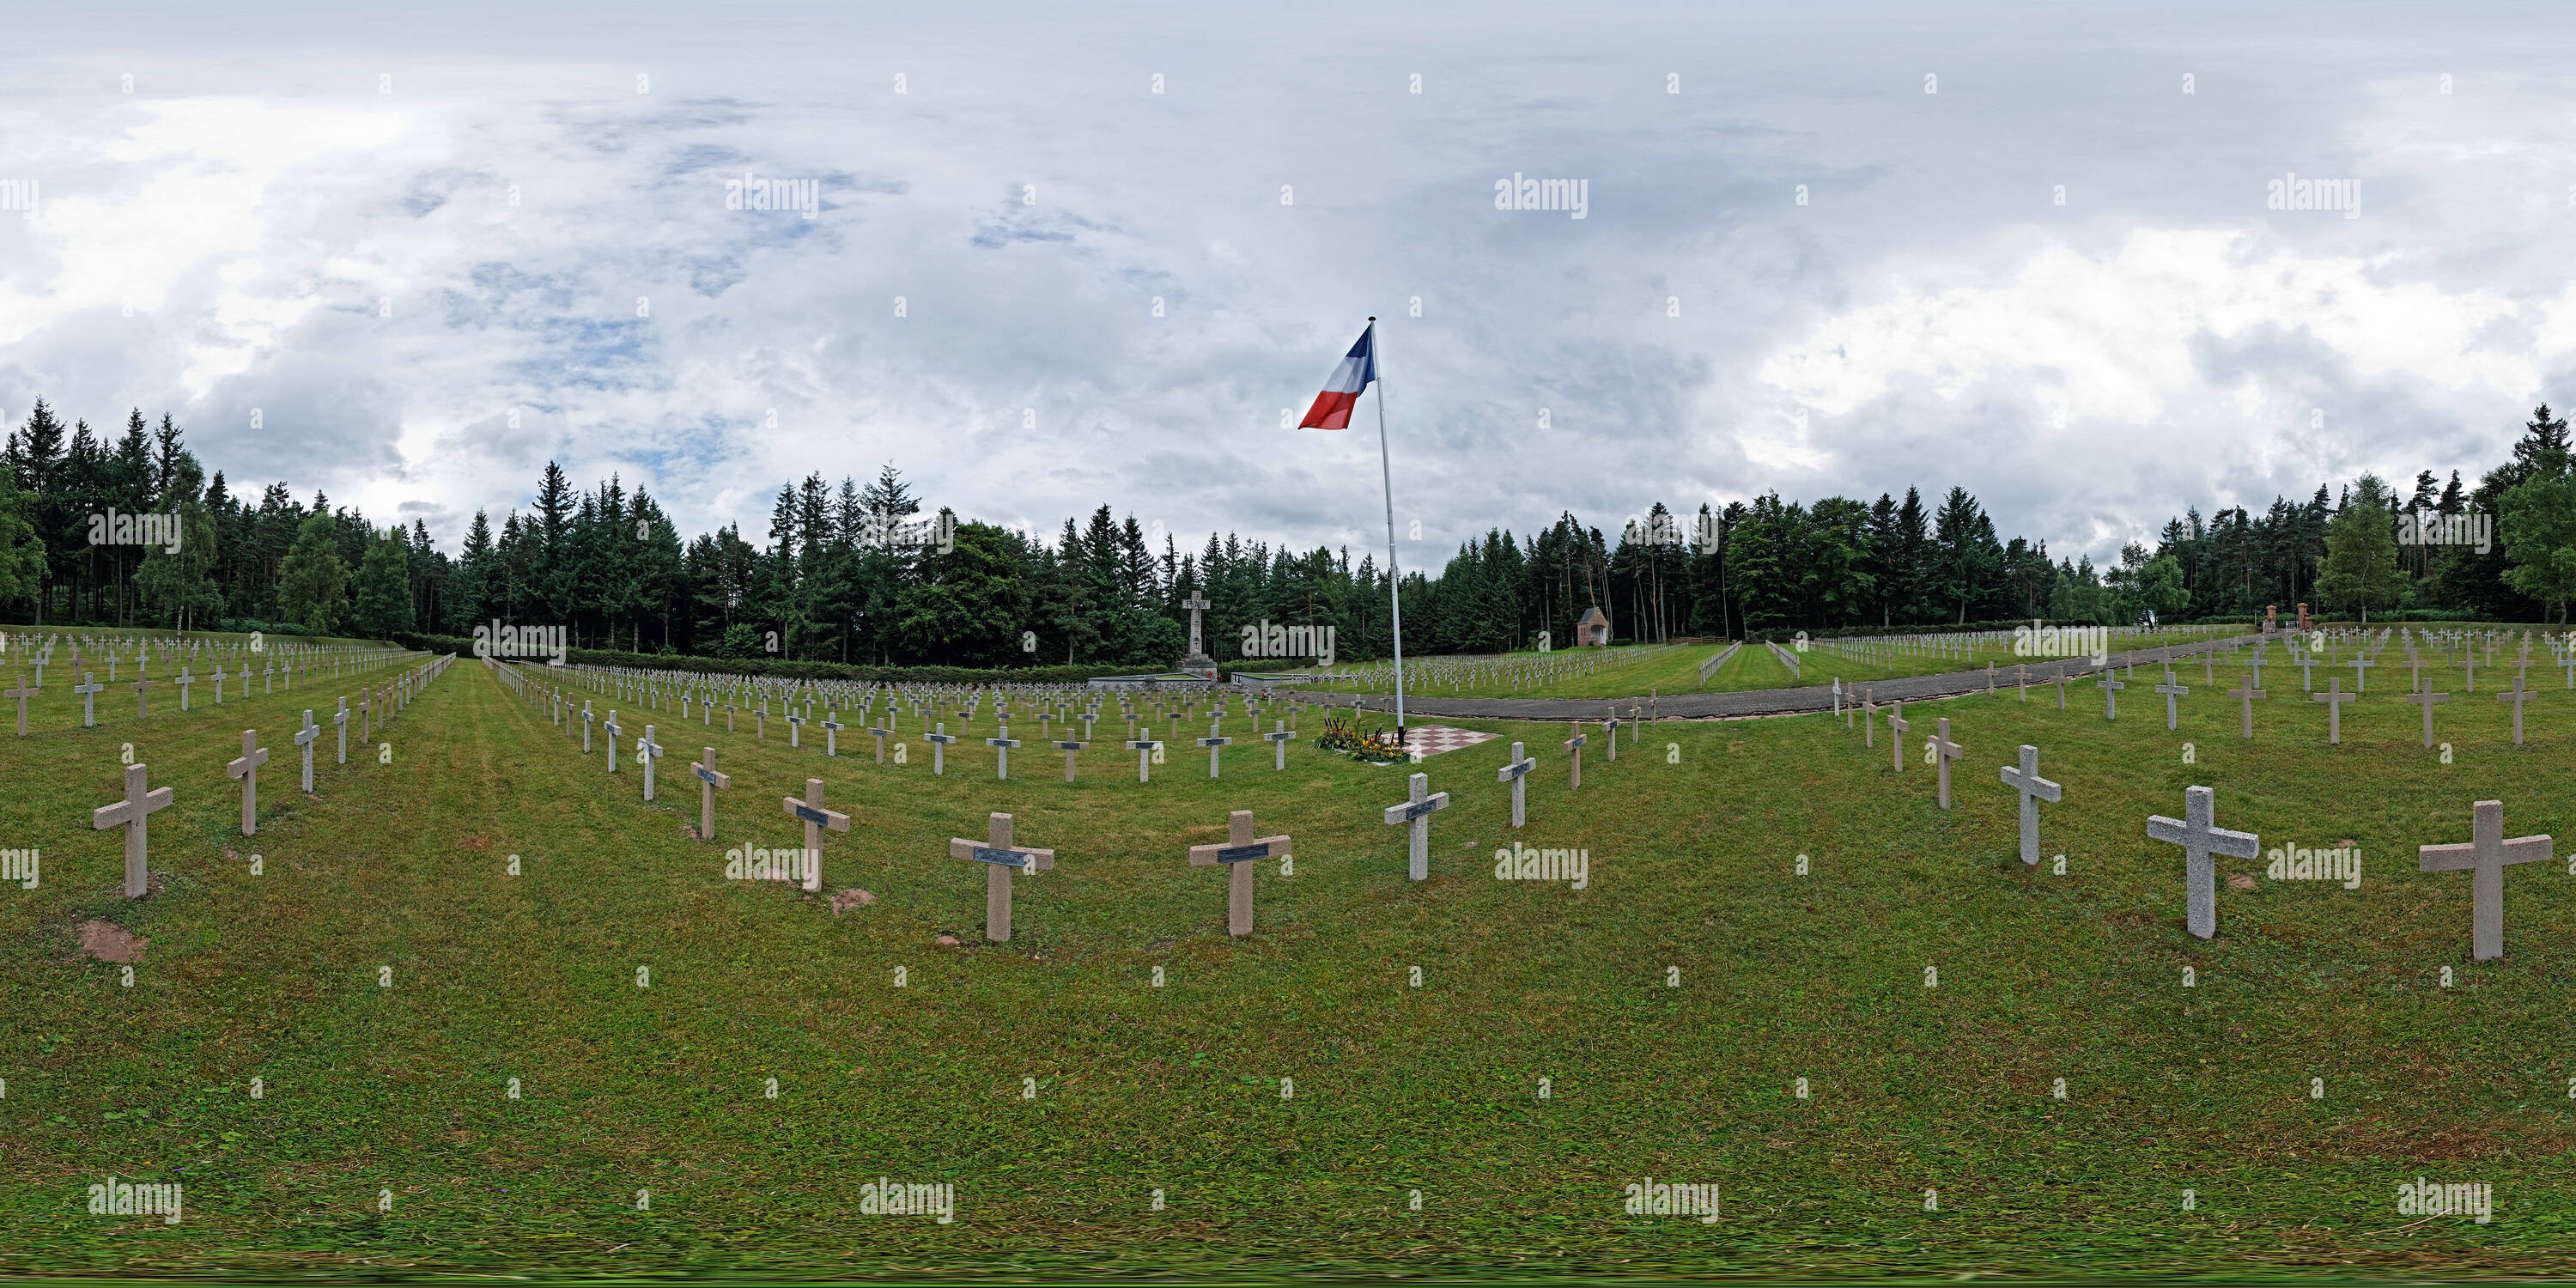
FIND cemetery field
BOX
[1306,627,2252,703]
[10,652,2576,1277]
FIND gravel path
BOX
[1301,630,2282,722]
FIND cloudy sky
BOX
[3,1,2573,566]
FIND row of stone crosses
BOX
[88,653,456,899]
[1837,633,2554,964]
[483,657,1670,944]
[4,632,408,738]
[1836,625,2576,749]
[552,662,1327,781]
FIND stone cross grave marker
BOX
[951,811,1055,943]
[1498,741,1537,828]
[2052,669,2069,711]
[1886,702,1909,774]
[637,726,665,799]
[2312,677,2354,744]
[603,711,623,774]
[334,697,351,762]
[1931,717,1964,810]
[869,721,893,763]
[75,673,103,726]
[2147,785,2262,940]
[92,762,174,898]
[2497,674,2536,745]
[927,722,955,775]
[988,725,1021,780]
[2096,671,2123,720]
[2154,670,2188,730]
[821,714,842,756]
[1127,736,1161,782]
[295,710,320,792]
[225,728,270,835]
[2406,685,2449,748]
[1563,721,1586,789]
[1188,809,1291,938]
[1382,771,1451,881]
[2458,653,2482,694]
[1265,720,1293,769]
[787,710,805,749]
[1056,737,1087,781]
[4,674,30,736]
[2000,744,2060,866]
[2348,653,2374,693]
[781,778,851,893]
[178,668,194,711]
[132,675,155,720]
[2418,799,2551,961]
[1197,720,1230,778]
[2227,675,2263,739]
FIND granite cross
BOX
[2147,785,2262,940]
[780,778,851,893]
[2406,685,2449,748]
[1999,744,2060,866]
[1055,737,1087,781]
[225,728,270,835]
[75,672,103,726]
[132,675,155,719]
[1181,591,1211,658]
[1265,720,1294,769]
[294,710,320,791]
[869,722,894,763]
[2227,675,2263,739]
[177,667,194,711]
[1930,717,1964,810]
[2458,653,2482,693]
[334,697,351,762]
[987,725,1022,780]
[1382,772,1451,881]
[636,725,665,799]
[2348,653,2374,693]
[821,714,842,756]
[2418,799,2552,961]
[926,722,955,775]
[603,711,622,773]
[4,674,30,736]
[1563,721,1587,789]
[1188,809,1291,938]
[92,762,174,898]
[2497,674,2536,745]
[1127,736,1161,782]
[2153,670,2188,730]
[951,811,1055,943]
[2312,677,2354,744]
[1497,740,1537,828]
[1196,720,1230,778]
[786,710,805,749]
[2096,671,2124,720]
[1886,702,1909,774]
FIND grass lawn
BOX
[7,643,2574,1278]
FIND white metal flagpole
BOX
[1370,317,1406,743]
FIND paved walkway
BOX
[1305,630,2282,722]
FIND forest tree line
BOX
[3,401,2574,668]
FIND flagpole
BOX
[1371,317,1406,743]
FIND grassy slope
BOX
[4,653,2575,1276]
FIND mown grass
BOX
[5,644,2576,1279]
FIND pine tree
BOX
[349,526,416,638]
[276,512,349,635]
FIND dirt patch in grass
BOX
[78,920,148,963]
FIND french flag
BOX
[1297,322,1376,429]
